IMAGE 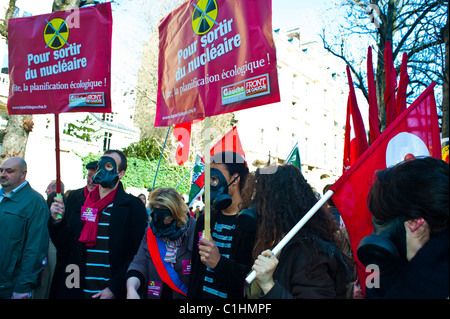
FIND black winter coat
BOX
[48,182,148,299]
[187,212,256,299]
[249,235,352,299]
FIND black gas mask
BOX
[209,168,239,211]
[150,207,184,240]
[357,217,407,273]
[92,156,119,189]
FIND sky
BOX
[271,0,329,39]
[15,0,331,45]
[12,0,334,87]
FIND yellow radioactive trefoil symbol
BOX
[44,18,69,50]
[191,0,218,35]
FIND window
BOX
[103,132,112,151]
[102,113,114,122]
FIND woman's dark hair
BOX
[368,157,449,236]
[251,164,338,259]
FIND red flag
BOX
[367,46,380,143]
[343,66,368,173]
[330,82,440,295]
[396,52,409,117]
[173,122,192,165]
[210,126,246,161]
[384,41,397,127]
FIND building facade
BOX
[235,28,349,193]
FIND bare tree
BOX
[0,0,34,161]
[321,0,448,137]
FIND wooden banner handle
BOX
[203,117,211,240]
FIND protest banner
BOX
[7,3,112,198]
[7,3,112,115]
[156,0,279,239]
[155,0,280,127]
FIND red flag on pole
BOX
[343,66,368,173]
[384,41,398,128]
[210,126,246,161]
[173,122,192,166]
[330,82,440,295]
[367,46,380,144]
[396,52,409,117]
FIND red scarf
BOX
[79,184,117,247]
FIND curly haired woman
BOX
[246,164,353,299]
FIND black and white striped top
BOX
[83,204,113,298]
[201,213,237,298]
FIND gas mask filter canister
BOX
[357,217,407,272]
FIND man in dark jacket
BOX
[48,150,147,299]
[0,157,49,299]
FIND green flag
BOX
[188,153,205,207]
[284,142,301,171]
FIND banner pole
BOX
[245,189,335,284]
[54,113,63,218]
[152,126,171,191]
[203,117,211,240]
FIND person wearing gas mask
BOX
[187,151,255,299]
[126,187,196,299]
[358,157,449,299]
[48,150,148,299]
[246,164,353,299]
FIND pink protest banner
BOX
[7,3,112,115]
[155,0,280,127]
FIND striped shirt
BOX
[202,213,237,298]
[83,204,113,298]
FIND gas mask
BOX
[209,168,239,211]
[357,217,407,273]
[150,207,184,240]
[92,156,119,189]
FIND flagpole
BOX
[175,165,195,190]
[203,117,211,240]
[152,126,171,191]
[245,189,335,284]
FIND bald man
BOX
[0,157,49,299]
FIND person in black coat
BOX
[187,151,256,299]
[48,151,147,299]
[363,157,449,299]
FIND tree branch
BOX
[321,31,369,101]
[393,1,441,59]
